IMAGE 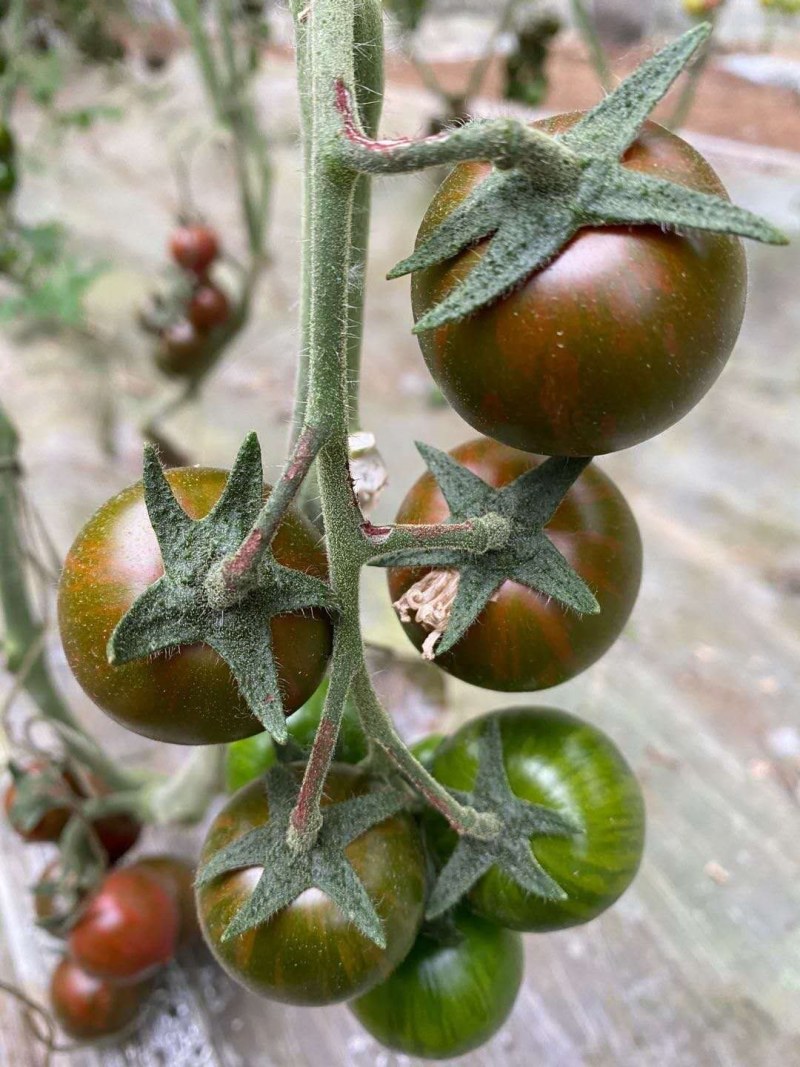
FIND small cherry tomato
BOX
[58,467,333,745]
[68,867,180,982]
[429,707,646,931]
[351,908,523,1059]
[188,282,230,332]
[169,225,219,274]
[50,957,147,1041]
[197,765,426,1006]
[4,762,75,843]
[135,855,200,948]
[155,319,206,378]
[388,437,642,693]
[411,117,747,457]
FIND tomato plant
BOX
[68,866,180,982]
[351,908,523,1059]
[196,765,426,1005]
[389,437,642,691]
[188,282,231,332]
[411,117,748,457]
[428,707,645,931]
[50,957,147,1041]
[58,466,333,745]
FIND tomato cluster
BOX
[139,224,232,379]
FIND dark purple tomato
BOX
[155,319,206,377]
[188,283,230,332]
[51,957,147,1041]
[169,225,219,274]
[68,867,179,982]
[429,707,646,931]
[196,765,426,1006]
[411,116,747,457]
[57,467,333,745]
[350,908,523,1059]
[3,761,75,844]
[387,437,642,692]
[135,855,200,948]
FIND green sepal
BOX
[390,25,787,332]
[195,764,410,948]
[426,719,578,919]
[6,761,75,833]
[107,435,338,745]
[33,817,106,937]
[371,442,598,655]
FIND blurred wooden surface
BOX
[2,44,800,1067]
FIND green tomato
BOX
[429,707,645,931]
[224,678,368,793]
[350,907,523,1059]
[409,733,444,771]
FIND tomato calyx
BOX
[107,435,338,744]
[381,26,786,332]
[371,442,599,659]
[426,718,578,920]
[195,763,409,948]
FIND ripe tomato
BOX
[169,224,219,274]
[58,467,333,745]
[4,762,74,843]
[411,117,747,457]
[68,867,179,982]
[135,855,200,948]
[429,707,645,931]
[155,319,206,377]
[50,957,147,1041]
[388,437,641,692]
[351,908,523,1059]
[188,282,230,332]
[196,765,426,1006]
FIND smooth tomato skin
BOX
[69,867,180,982]
[388,437,642,692]
[135,856,200,948]
[429,707,645,931]
[169,225,219,274]
[51,957,147,1041]
[188,283,230,332]
[351,908,523,1060]
[196,765,426,1006]
[412,116,748,457]
[58,467,333,745]
[155,319,206,377]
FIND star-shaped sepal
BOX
[107,435,338,744]
[371,441,599,655]
[426,718,578,919]
[390,24,787,331]
[195,765,410,948]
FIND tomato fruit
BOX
[411,116,747,457]
[4,762,74,843]
[196,765,426,1006]
[388,437,641,692]
[58,466,333,745]
[50,957,147,1041]
[135,855,200,948]
[169,225,219,274]
[188,282,230,332]
[410,733,444,771]
[429,707,645,931]
[351,907,523,1059]
[155,319,206,377]
[69,867,179,982]
[225,678,368,792]
[34,859,88,933]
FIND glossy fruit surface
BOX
[58,467,332,745]
[155,319,206,377]
[430,707,645,931]
[169,224,219,273]
[197,765,426,1006]
[351,908,523,1059]
[136,856,200,948]
[411,116,747,457]
[69,867,179,981]
[388,438,642,692]
[188,283,230,332]
[224,678,367,791]
[51,957,146,1041]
